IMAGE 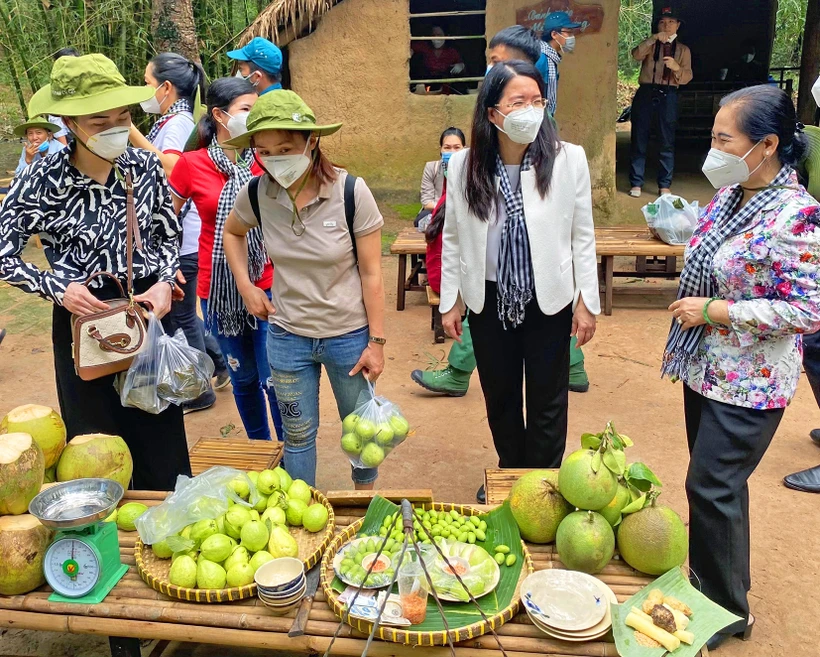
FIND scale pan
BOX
[29,478,125,529]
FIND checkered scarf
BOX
[496,152,535,329]
[206,139,266,336]
[145,98,192,144]
[661,164,794,378]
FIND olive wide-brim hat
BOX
[14,116,61,137]
[27,54,155,118]
[224,90,342,149]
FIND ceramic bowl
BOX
[254,557,305,593]
[259,583,306,606]
[260,598,302,616]
[257,573,306,598]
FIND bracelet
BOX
[369,336,386,346]
[702,297,720,326]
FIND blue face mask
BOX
[37,141,50,153]
[441,151,453,177]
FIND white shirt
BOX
[151,112,200,257]
[48,116,68,139]
[485,165,520,282]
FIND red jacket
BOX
[426,193,445,295]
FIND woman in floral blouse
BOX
[663,85,820,651]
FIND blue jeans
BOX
[200,297,283,441]
[267,324,376,486]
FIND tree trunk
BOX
[798,0,820,124]
[151,0,200,63]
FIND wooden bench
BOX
[426,285,445,343]
[187,437,283,476]
[389,226,685,316]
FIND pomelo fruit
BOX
[599,483,631,527]
[0,404,66,469]
[555,510,615,574]
[508,470,573,543]
[0,514,52,594]
[617,502,688,575]
[558,449,618,511]
[302,503,329,533]
[0,432,45,515]
[56,434,132,489]
[116,502,147,531]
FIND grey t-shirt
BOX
[233,170,383,339]
[486,165,521,282]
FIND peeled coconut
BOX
[0,432,45,516]
[558,449,619,511]
[56,434,133,489]
[0,514,52,594]
[0,404,67,469]
[617,501,688,575]
[508,470,573,543]
[555,510,615,574]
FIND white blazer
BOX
[439,143,600,317]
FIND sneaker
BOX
[476,484,486,504]
[659,187,672,195]
[629,187,642,198]
[810,429,820,446]
[213,373,231,390]
[569,361,590,393]
[183,389,216,414]
[410,366,471,397]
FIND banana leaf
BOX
[332,495,524,631]
[611,567,743,657]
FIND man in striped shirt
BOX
[537,11,581,115]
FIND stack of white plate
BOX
[520,570,617,642]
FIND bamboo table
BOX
[0,489,700,657]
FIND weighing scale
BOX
[29,478,130,604]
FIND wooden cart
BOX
[0,488,706,657]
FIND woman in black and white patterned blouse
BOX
[0,54,191,491]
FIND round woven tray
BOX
[135,487,335,603]
[320,502,534,646]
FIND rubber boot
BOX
[569,336,589,393]
[410,366,471,397]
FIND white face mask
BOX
[431,39,445,49]
[559,34,576,53]
[81,126,131,161]
[260,139,312,189]
[812,74,820,108]
[701,141,766,189]
[494,105,544,145]
[235,70,258,88]
[140,86,166,115]
[222,110,250,139]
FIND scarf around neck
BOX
[146,98,193,144]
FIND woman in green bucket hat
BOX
[13,116,65,176]
[222,90,387,489]
[0,53,191,490]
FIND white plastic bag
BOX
[116,313,168,414]
[641,194,700,245]
[134,466,258,545]
[341,381,411,470]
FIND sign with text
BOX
[516,0,605,37]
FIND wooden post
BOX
[798,0,820,124]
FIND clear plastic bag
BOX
[641,194,700,245]
[116,312,214,413]
[341,381,411,470]
[134,466,259,545]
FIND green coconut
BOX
[0,404,67,470]
[0,432,45,515]
[56,434,133,489]
[0,514,52,594]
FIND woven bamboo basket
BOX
[320,502,534,646]
[135,487,335,603]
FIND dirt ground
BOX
[1,251,819,657]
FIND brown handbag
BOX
[71,173,148,381]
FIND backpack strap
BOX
[248,177,261,223]
[344,173,358,263]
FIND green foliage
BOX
[771,0,809,69]
[618,0,653,79]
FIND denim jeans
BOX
[266,324,376,486]
[200,296,283,441]
[168,254,227,376]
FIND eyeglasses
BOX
[495,98,548,112]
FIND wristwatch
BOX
[369,336,387,346]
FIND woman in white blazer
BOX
[440,60,599,469]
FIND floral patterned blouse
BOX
[682,171,820,409]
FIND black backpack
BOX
[247,173,359,262]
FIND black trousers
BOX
[683,385,783,629]
[52,277,191,491]
[470,282,571,469]
[629,84,679,189]
[801,330,820,409]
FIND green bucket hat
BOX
[29,54,155,117]
[224,90,342,149]
[14,116,61,138]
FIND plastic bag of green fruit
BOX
[340,380,411,470]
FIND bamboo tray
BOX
[135,487,335,603]
[320,501,534,646]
